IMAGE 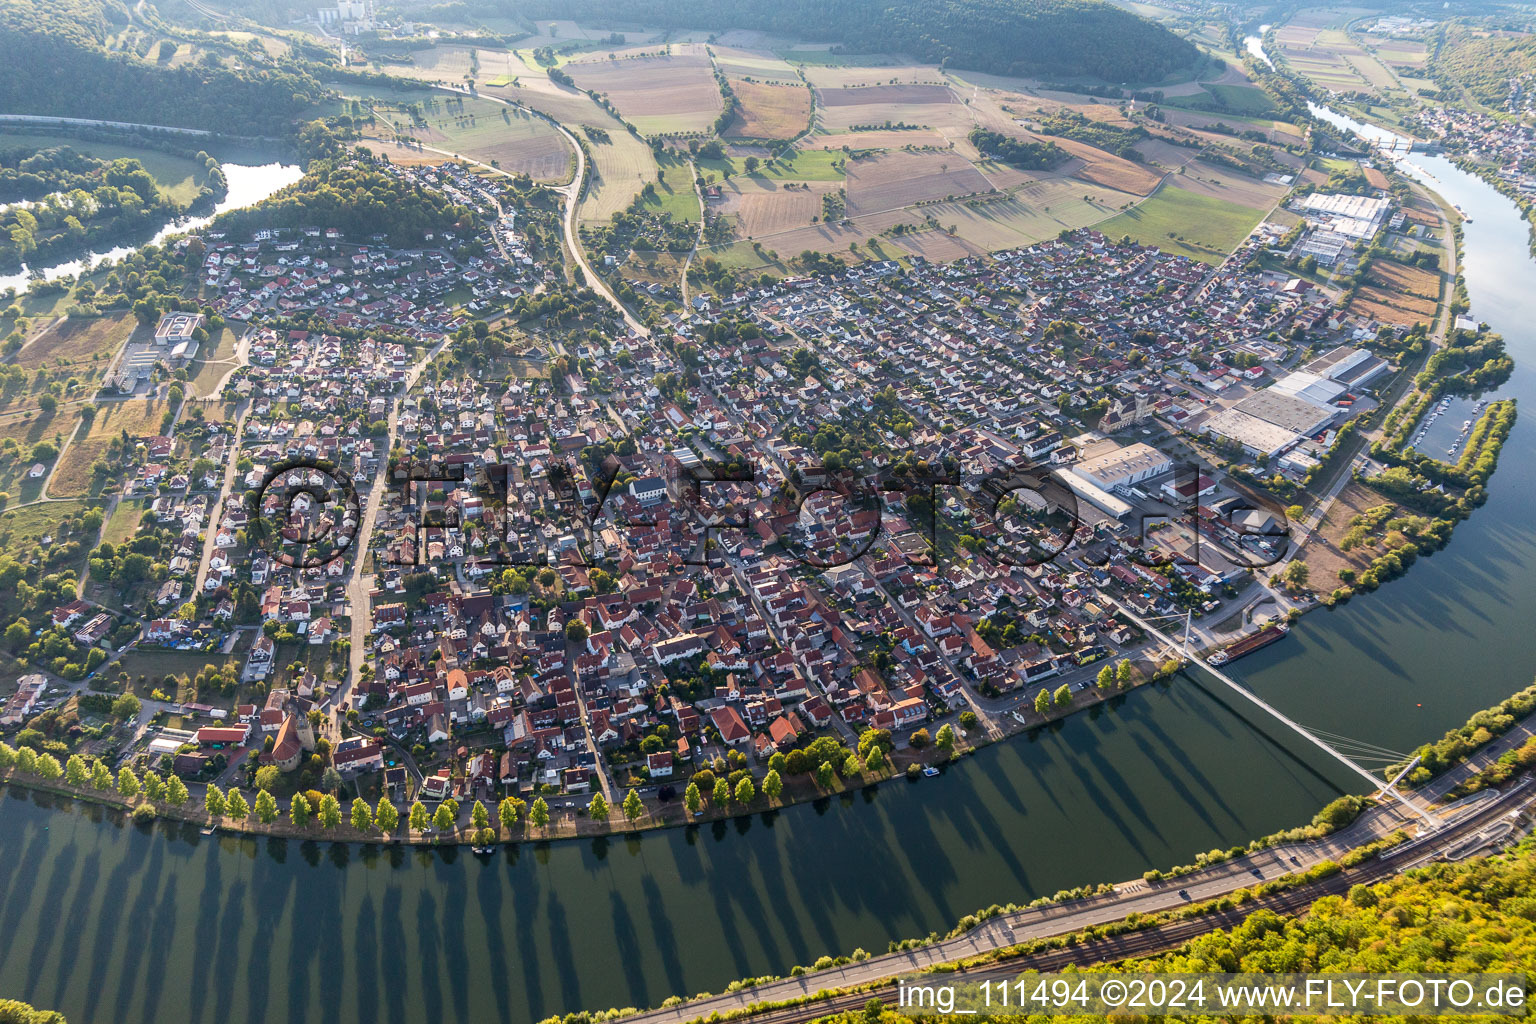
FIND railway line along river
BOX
[3,122,1536,1024]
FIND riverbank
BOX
[0,654,1182,846]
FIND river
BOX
[0,161,302,294]
[3,118,1536,1024]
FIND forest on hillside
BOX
[211,159,480,242]
[0,0,322,135]
[506,0,1198,82]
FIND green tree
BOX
[1116,659,1134,689]
[498,796,519,834]
[712,776,730,806]
[14,747,36,775]
[254,789,278,824]
[409,801,430,833]
[110,692,141,720]
[684,781,702,815]
[434,799,458,833]
[254,765,280,791]
[226,788,249,821]
[816,761,835,789]
[90,760,113,790]
[35,754,61,780]
[472,800,490,831]
[1280,559,1310,591]
[205,784,227,819]
[1097,663,1115,691]
[959,710,979,731]
[763,769,783,802]
[290,793,311,827]
[865,744,887,772]
[375,796,399,833]
[1053,684,1072,708]
[65,754,89,786]
[351,798,373,831]
[165,774,189,806]
[530,796,550,831]
[116,766,140,798]
[142,770,165,802]
[909,728,931,749]
[622,788,643,822]
[318,793,342,829]
[935,723,956,754]
[1034,688,1051,714]
[734,776,755,805]
[588,792,609,821]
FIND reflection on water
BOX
[2,112,1536,1024]
[0,162,301,293]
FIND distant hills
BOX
[0,0,320,135]
[511,0,1199,82]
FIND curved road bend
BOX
[618,779,1532,1024]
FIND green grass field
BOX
[0,131,212,206]
[698,149,846,184]
[101,498,145,547]
[1096,184,1265,264]
[641,155,702,223]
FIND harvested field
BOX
[801,129,951,150]
[565,54,723,135]
[716,178,837,236]
[891,230,988,261]
[817,84,956,107]
[726,79,812,140]
[844,151,992,216]
[711,46,801,84]
[815,83,970,132]
[1346,259,1440,326]
[363,93,573,182]
[800,64,948,89]
[1046,136,1163,195]
[1174,160,1288,209]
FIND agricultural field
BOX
[480,75,659,221]
[1273,10,1398,97]
[1172,160,1289,210]
[714,177,838,237]
[1096,183,1267,264]
[1046,136,1164,195]
[815,83,969,132]
[564,53,723,135]
[801,128,952,150]
[800,63,949,88]
[712,46,802,84]
[357,92,573,182]
[843,150,992,216]
[1361,33,1430,69]
[725,79,812,140]
[1159,109,1305,145]
[1346,259,1441,327]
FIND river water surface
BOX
[2,122,1536,1024]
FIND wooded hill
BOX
[211,159,480,242]
[507,0,1198,82]
[0,0,322,135]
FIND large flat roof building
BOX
[1075,442,1172,491]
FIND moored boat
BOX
[1207,622,1289,666]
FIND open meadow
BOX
[1096,182,1267,264]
